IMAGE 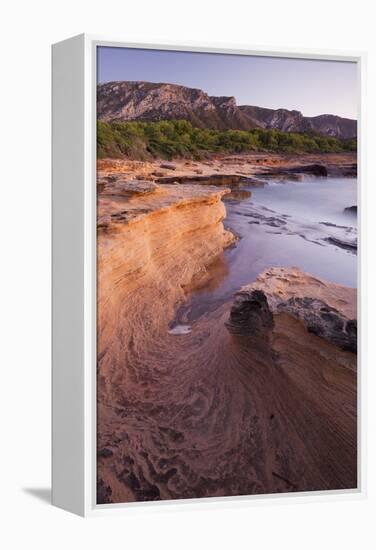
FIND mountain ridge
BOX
[97,81,357,139]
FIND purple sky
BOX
[97,46,358,120]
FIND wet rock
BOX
[226,289,274,336]
[257,163,328,178]
[325,236,357,252]
[343,164,357,177]
[276,297,357,352]
[106,179,159,196]
[223,189,252,202]
[320,221,348,229]
[290,164,328,176]
[329,163,357,177]
[242,210,287,228]
[155,173,264,187]
[228,268,357,353]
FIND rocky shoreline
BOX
[97,151,357,191]
[227,267,357,352]
[97,153,357,504]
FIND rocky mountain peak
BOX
[97,81,357,139]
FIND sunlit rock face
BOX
[96,167,357,505]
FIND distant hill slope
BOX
[97,81,357,139]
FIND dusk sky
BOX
[97,47,358,120]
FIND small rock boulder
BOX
[276,297,357,353]
[344,205,357,215]
[225,289,274,336]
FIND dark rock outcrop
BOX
[97,81,357,139]
[227,282,357,353]
[223,189,252,202]
[325,236,357,252]
[225,289,274,336]
[344,205,357,215]
[154,173,264,187]
[256,163,328,178]
[289,164,328,176]
[276,297,357,353]
[329,163,357,177]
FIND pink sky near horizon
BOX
[97,46,358,120]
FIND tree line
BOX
[97,119,357,160]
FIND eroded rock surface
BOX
[226,289,274,336]
[234,267,357,351]
[256,163,328,178]
[96,165,357,505]
[98,177,160,197]
[277,297,356,352]
[155,173,265,187]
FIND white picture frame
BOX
[52,34,366,517]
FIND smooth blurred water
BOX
[182,177,357,323]
[249,176,357,228]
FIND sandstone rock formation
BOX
[256,163,328,178]
[240,266,357,318]
[96,166,357,505]
[227,269,357,353]
[98,177,159,197]
[231,267,357,350]
[225,289,274,336]
[154,173,264,186]
[96,153,357,190]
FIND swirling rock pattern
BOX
[97,179,357,504]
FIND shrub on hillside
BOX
[97,119,357,159]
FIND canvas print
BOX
[96,46,358,505]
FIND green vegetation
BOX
[97,119,357,160]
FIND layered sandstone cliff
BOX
[97,166,357,504]
[97,181,238,501]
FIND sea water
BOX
[182,176,357,323]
